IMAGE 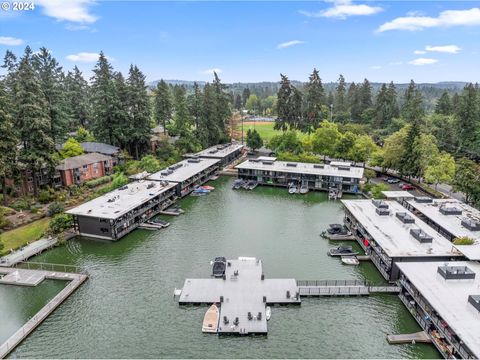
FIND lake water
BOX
[3,177,439,358]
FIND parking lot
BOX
[371,175,426,198]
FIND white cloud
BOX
[414,50,427,55]
[66,52,107,63]
[425,45,461,54]
[35,0,98,23]
[0,36,24,46]
[277,40,305,49]
[378,7,480,32]
[299,0,382,20]
[370,65,382,70]
[408,58,438,66]
[202,68,223,75]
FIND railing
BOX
[297,279,368,287]
[15,261,89,275]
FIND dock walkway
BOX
[0,238,57,267]
[296,280,400,297]
[0,265,88,359]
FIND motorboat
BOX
[232,179,244,190]
[300,183,309,194]
[341,256,360,265]
[327,224,349,235]
[201,185,215,191]
[247,180,258,190]
[288,183,297,194]
[202,304,219,333]
[193,187,210,194]
[149,218,170,228]
[266,306,271,321]
[212,257,226,277]
[328,246,358,257]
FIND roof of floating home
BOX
[256,156,277,162]
[381,191,415,199]
[148,158,220,183]
[235,159,364,179]
[407,198,480,260]
[397,261,480,358]
[341,199,460,258]
[66,180,176,220]
[80,142,120,155]
[329,161,352,167]
[185,143,244,159]
[55,153,112,171]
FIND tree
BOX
[334,74,348,117]
[334,131,357,160]
[302,68,326,133]
[172,84,192,136]
[61,138,84,158]
[242,88,251,107]
[15,47,55,197]
[374,82,399,129]
[268,131,303,154]
[424,152,455,188]
[246,129,263,151]
[453,158,480,206]
[234,94,242,110]
[401,80,424,122]
[456,83,480,154]
[75,127,95,142]
[364,169,376,183]
[188,82,203,130]
[399,122,422,178]
[65,66,91,129]
[349,134,378,165]
[245,94,260,114]
[275,74,301,131]
[312,121,340,159]
[0,80,17,204]
[435,91,452,115]
[412,133,439,178]
[139,155,161,173]
[382,127,408,171]
[154,80,172,135]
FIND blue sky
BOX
[1,1,480,83]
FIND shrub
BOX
[371,183,389,199]
[48,213,74,235]
[276,151,320,164]
[38,189,54,204]
[85,175,112,188]
[453,236,475,245]
[47,202,65,217]
[10,198,31,211]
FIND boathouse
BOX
[66,181,177,240]
[342,199,461,281]
[397,261,480,359]
[148,158,220,197]
[185,142,244,167]
[235,158,363,193]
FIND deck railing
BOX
[15,261,89,275]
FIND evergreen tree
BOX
[334,74,347,113]
[126,65,151,158]
[15,47,55,197]
[211,72,231,143]
[374,82,398,128]
[435,90,452,115]
[65,66,91,129]
[242,88,251,107]
[188,82,203,130]
[456,83,480,154]
[275,74,301,131]
[401,80,424,121]
[246,129,263,151]
[348,82,362,122]
[153,80,172,135]
[32,47,69,142]
[234,94,242,110]
[172,84,192,136]
[112,71,130,148]
[0,80,17,204]
[302,68,325,133]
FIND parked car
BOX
[387,178,400,184]
[401,184,415,191]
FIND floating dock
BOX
[323,233,356,241]
[0,238,58,267]
[0,264,88,358]
[178,258,300,335]
[387,331,431,344]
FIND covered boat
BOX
[232,179,244,190]
[341,256,359,265]
[212,257,226,277]
[202,304,219,333]
[328,246,358,257]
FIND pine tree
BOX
[234,94,242,110]
[242,88,251,107]
[172,84,192,136]
[211,72,231,143]
[112,71,130,148]
[334,74,347,113]
[348,82,362,122]
[275,74,301,132]
[65,66,91,129]
[435,91,452,115]
[126,65,151,159]
[32,47,69,142]
[401,80,424,122]
[456,83,480,154]
[0,80,17,204]
[188,82,203,130]
[153,80,172,135]
[374,82,398,128]
[15,47,55,197]
[302,68,325,133]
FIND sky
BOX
[1,0,480,83]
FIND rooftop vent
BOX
[372,199,389,209]
[286,163,297,167]
[262,161,274,165]
[468,295,480,312]
[250,159,259,163]
[461,218,480,231]
[313,164,324,169]
[396,212,415,224]
[187,158,201,163]
[438,265,475,280]
[439,205,462,216]
[410,228,433,243]
[147,183,155,189]
[414,197,433,203]
[376,208,390,216]
[160,171,169,176]
[118,185,128,191]
[209,149,218,154]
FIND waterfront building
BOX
[184,142,244,167]
[405,198,480,261]
[236,158,363,193]
[148,158,220,197]
[66,181,177,240]
[56,153,113,187]
[79,142,123,166]
[342,199,461,281]
[397,261,480,359]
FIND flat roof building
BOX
[236,159,364,193]
[185,142,244,166]
[148,158,220,197]
[397,261,480,359]
[406,198,480,260]
[382,191,415,200]
[66,180,177,240]
[342,199,461,281]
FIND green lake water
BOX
[3,177,440,358]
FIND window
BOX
[83,165,88,171]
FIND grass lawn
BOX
[0,217,51,255]
[235,121,307,142]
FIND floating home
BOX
[235,158,363,193]
[342,200,461,281]
[185,142,244,167]
[397,261,480,359]
[148,158,220,197]
[405,198,480,261]
[66,181,177,240]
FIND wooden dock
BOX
[387,331,431,344]
[0,238,58,267]
[0,264,88,359]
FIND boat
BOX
[326,223,350,235]
[341,256,360,265]
[247,180,258,190]
[201,185,215,191]
[266,306,271,321]
[232,179,244,190]
[193,188,210,195]
[288,183,297,194]
[328,246,358,257]
[300,183,309,194]
[148,218,170,228]
[212,256,226,277]
[202,304,219,333]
